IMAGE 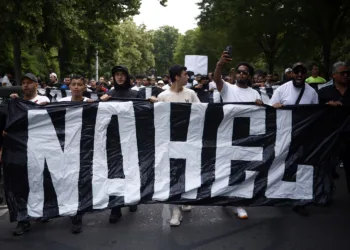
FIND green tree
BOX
[152,26,180,75]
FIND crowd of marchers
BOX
[0,49,349,237]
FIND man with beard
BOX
[214,51,262,219]
[270,63,318,217]
[9,73,50,236]
[270,63,318,108]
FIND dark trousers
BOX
[340,152,350,194]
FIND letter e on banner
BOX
[211,105,265,198]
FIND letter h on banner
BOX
[153,103,208,201]
[211,105,265,198]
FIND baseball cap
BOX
[21,73,38,83]
[50,72,57,79]
[157,80,164,84]
[285,68,292,73]
[292,62,307,70]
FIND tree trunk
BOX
[13,35,22,86]
[322,41,332,80]
[58,37,69,81]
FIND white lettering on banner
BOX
[27,108,82,217]
[265,110,313,199]
[211,105,265,198]
[153,103,207,201]
[92,102,141,209]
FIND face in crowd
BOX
[99,77,105,83]
[143,78,151,86]
[64,77,71,85]
[292,66,307,87]
[70,78,86,98]
[114,71,127,85]
[311,65,319,77]
[90,79,97,88]
[333,65,349,85]
[22,78,38,98]
[236,65,251,85]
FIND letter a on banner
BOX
[27,108,82,217]
[92,102,141,209]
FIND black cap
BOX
[169,65,187,81]
[21,73,38,83]
[292,62,307,70]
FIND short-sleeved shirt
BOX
[269,80,318,105]
[158,87,200,103]
[220,82,261,103]
[306,76,327,84]
[29,95,50,104]
[318,84,350,105]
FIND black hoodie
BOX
[107,65,140,99]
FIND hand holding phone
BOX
[225,45,233,58]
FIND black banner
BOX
[3,100,349,222]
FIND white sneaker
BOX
[169,207,183,227]
[181,205,192,212]
[233,207,248,219]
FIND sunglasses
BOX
[237,70,249,75]
[293,68,307,74]
[338,71,350,76]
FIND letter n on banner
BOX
[211,105,265,198]
[92,102,141,209]
[153,103,207,201]
[27,108,82,217]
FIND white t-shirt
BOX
[209,81,217,90]
[158,87,200,103]
[162,84,170,90]
[220,82,261,103]
[269,81,318,106]
[59,97,89,102]
[29,95,50,104]
[131,85,145,91]
[2,75,12,86]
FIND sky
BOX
[133,0,201,34]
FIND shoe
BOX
[233,207,248,219]
[109,208,122,224]
[13,221,31,236]
[181,205,192,212]
[169,207,183,227]
[71,218,83,234]
[129,205,138,212]
[40,218,51,223]
[292,206,309,217]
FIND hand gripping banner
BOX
[3,99,349,222]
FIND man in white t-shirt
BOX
[157,65,199,227]
[10,73,50,105]
[158,65,200,103]
[214,50,263,220]
[269,62,318,108]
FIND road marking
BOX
[0,208,8,217]
[161,204,171,234]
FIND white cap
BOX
[285,68,292,73]
[50,72,57,79]
[157,80,164,84]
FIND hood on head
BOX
[111,65,131,89]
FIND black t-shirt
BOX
[108,89,140,99]
[318,85,350,105]
[138,87,163,99]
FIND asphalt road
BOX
[0,170,349,250]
